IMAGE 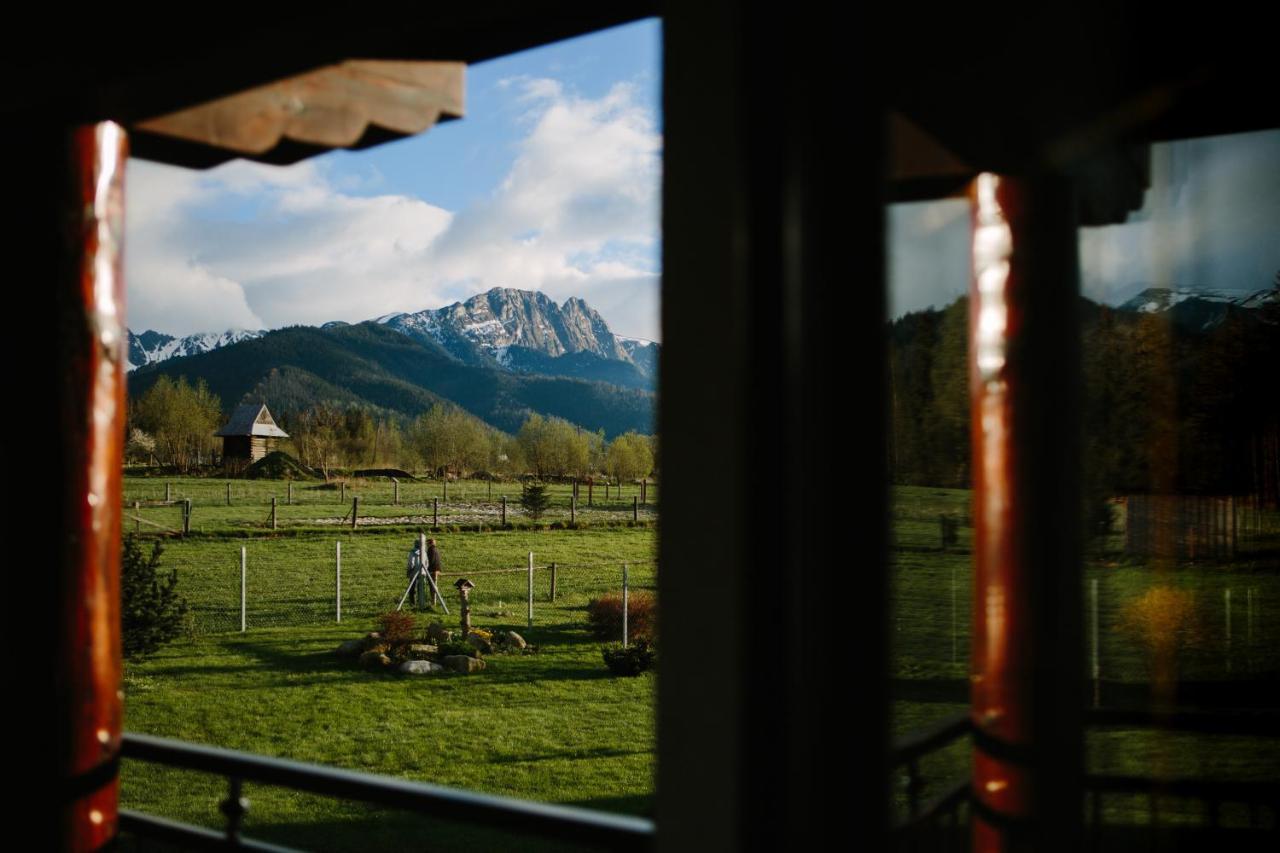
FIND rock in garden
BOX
[409,644,438,657]
[443,655,487,674]
[399,660,444,675]
[359,651,391,670]
[466,633,493,654]
[335,639,365,657]
[426,622,452,644]
[505,631,527,649]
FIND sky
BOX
[888,128,1280,317]
[127,19,1277,337]
[126,19,663,340]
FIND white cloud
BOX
[126,76,663,340]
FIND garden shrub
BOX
[437,640,478,659]
[375,611,417,648]
[602,641,657,676]
[121,535,189,661]
[587,591,656,643]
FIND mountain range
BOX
[128,288,659,390]
[126,288,658,438]
[1117,285,1278,332]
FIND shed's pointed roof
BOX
[215,403,289,438]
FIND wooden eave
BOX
[132,60,465,168]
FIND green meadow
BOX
[119,480,1279,845]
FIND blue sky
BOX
[127,19,1276,338]
[127,19,663,339]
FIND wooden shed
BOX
[214,403,289,464]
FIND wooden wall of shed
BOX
[222,436,251,461]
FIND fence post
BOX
[288,481,293,506]
[1225,588,1232,672]
[622,563,630,648]
[1247,587,1254,672]
[633,496,639,522]
[341,481,346,504]
[527,552,534,630]
[550,562,557,601]
[951,563,957,666]
[588,478,593,506]
[394,479,399,506]
[271,497,277,530]
[184,499,192,535]
[226,482,232,506]
[336,541,342,623]
[419,532,428,608]
[501,496,507,526]
[433,498,439,528]
[642,479,647,505]
[1090,578,1100,707]
[351,496,359,531]
[240,546,247,633]
[165,482,171,502]
[571,495,576,525]
[443,479,448,503]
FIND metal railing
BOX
[889,707,1280,849]
[120,733,654,851]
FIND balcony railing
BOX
[890,708,1280,850]
[121,733,654,851]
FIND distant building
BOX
[215,403,289,465]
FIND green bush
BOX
[121,535,190,661]
[602,641,657,676]
[437,639,478,659]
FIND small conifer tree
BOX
[121,535,190,660]
[520,481,551,522]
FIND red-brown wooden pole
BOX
[969,173,1083,853]
[57,122,128,851]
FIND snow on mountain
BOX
[127,328,266,372]
[126,288,662,387]
[1118,285,1278,331]
[381,287,642,369]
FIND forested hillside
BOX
[888,296,1280,505]
[128,321,655,439]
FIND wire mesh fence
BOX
[889,552,1278,685]
[153,533,657,637]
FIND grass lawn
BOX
[121,621,654,852]
[120,481,1279,843]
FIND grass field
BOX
[121,624,654,852]
[119,479,1280,845]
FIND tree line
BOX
[888,296,1280,508]
[126,378,657,482]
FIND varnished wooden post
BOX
[969,173,1082,853]
[57,122,128,852]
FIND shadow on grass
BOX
[489,747,652,765]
